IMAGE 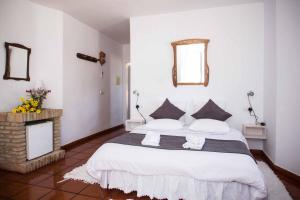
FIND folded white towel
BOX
[182,141,205,150]
[183,135,205,150]
[186,134,205,144]
[141,131,160,146]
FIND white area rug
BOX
[258,161,292,200]
[63,161,292,200]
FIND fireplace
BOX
[0,109,65,173]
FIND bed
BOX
[86,126,267,200]
[86,99,267,200]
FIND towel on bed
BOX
[183,134,205,150]
[141,131,160,146]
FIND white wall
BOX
[263,0,300,176]
[62,14,123,145]
[0,0,63,111]
[130,3,264,130]
[0,0,124,146]
[263,0,277,161]
[275,0,300,175]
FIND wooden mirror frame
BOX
[171,39,209,87]
[3,42,31,81]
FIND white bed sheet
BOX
[86,126,267,200]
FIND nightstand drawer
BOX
[243,124,266,139]
[125,120,145,131]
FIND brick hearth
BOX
[0,109,65,173]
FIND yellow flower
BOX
[30,108,36,112]
[36,109,41,114]
[25,104,30,109]
[29,98,33,102]
[12,108,17,113]
[20,97,25,103]
[33,100,39,107]
[17,106,22,112]
[25,100,29,105]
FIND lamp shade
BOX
[34,80,45,90]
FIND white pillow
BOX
[145,119,183,130]
[189,119,230,133]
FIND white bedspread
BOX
[86,126,267,200]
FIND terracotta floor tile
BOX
[56,160,86,174]
[88,138,104,144]
[71,195,99,200]
[56,158,82,167]
[0,181,28,197]
[88,142,101,147]
[38,163,70,175]
[73,153,92,160]
[35,174,65,189]
[79,143,95,149]
[56,166,77,176]
[11,185,51,200]
[18,172,51,185]
[57,180,88,193]
[82,148,97,154]
[64,151,78,158]
[85,146,100,152]
[40,190,75,200]
[72,160,87,167]
[69,145,89,153]
[2,171,26,182]
[79,184,105,198]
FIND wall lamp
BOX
[133,90,146,123]
[247,90,265,126]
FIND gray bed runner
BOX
[106,133,255,161]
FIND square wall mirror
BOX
[3,42,31,81]
[171,39,209,87]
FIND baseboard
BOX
[62,124,124,150]
[251,149,300,185]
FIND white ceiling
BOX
[30,0,262,44]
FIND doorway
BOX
[124,62,131,120]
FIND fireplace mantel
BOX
[0,109,65,173]
[0,109,63,122]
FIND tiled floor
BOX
[0,128,299,200]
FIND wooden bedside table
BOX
[242,124,267,139]
[125,119,145,131]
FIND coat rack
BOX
[76,51,106,77]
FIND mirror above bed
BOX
[171,39,209,87]
[3,42,31,81]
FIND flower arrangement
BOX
[11,88,51,114]
[12,97,41,113]
[26,88,51,109]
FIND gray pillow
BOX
[150,99,185,120]
[191,99,232,121]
